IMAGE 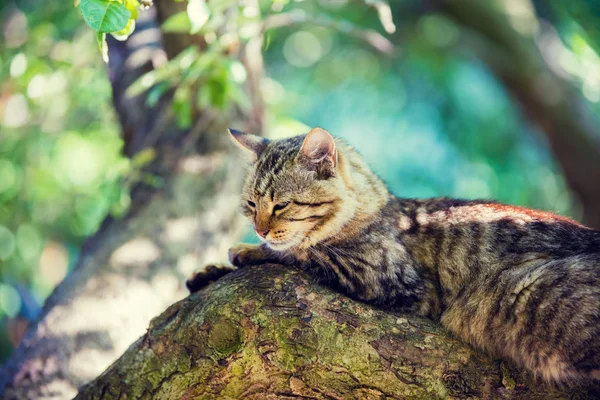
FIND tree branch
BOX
[74,265,597,399]
[263,10,397,56]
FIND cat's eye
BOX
[247,200,256,208]
[273,202,290,211]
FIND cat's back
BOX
[390,197,599,259]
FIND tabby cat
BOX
[187,127,600,383]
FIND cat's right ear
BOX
[228,129,269,160]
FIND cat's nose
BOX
[256,229,270,239]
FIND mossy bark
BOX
[76,265,596,400]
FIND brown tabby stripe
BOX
[293,200,336,207]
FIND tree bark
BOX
[0,3,259,398]
[74,265,598,400]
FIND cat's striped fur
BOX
[187,127,600,383]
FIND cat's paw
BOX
[185,263,236,293]
[228,244,264,267]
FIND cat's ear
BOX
[299,128,337,174]
[228,129,269,159]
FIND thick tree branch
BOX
[75,265,597,399]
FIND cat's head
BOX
[230,127,387,252]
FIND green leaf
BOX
[124,0,140,20]
[173,86,193,128]
[81,0,131,33]
[161,11,192,34]
[145,82,170,107]
[97,32,109,63]
[132,148,156,168]
[111,18,136,41]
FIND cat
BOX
[186,127,600,384]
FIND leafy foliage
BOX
[79,0,142,61]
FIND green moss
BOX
[208,318,243,358]
[251,311,268,327]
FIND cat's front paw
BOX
[186,263,236,293]
[228,244,268,267]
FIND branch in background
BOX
[365,0,397,34]
[263,10,397,56]
[439,0,600,229]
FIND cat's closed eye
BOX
[247,200,256,208]
[273,202,290,212]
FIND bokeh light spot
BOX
[16,224,43,264]
[9,53,27,77]
[3,8,28,48]
[0,284,21,318]
[283,31,323,68]
[0,226,16,260]
[0,159,17,194]
[39,241,69,290]
[55,133,102,188]
[420,14,459,48]
[27,74,47,99]
[2,94,30,128]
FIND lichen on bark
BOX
[75,264,596,399]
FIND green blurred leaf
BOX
[80,0,131,33]
[146,82,170,107]
[161,11,192,34]
[173,86,193,128]
[132,148,156,168]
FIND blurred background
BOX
[0,0,599,364]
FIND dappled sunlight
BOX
[176,253,203,277]
[151,271,180,301]
[163,217,201,243]
[109,237,161,269]
[177,154,222,174]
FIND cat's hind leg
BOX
[186,263,237,293]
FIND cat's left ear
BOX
[229,129,270,159]
[299,127,337,176]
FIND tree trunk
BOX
[74,265,598,399]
